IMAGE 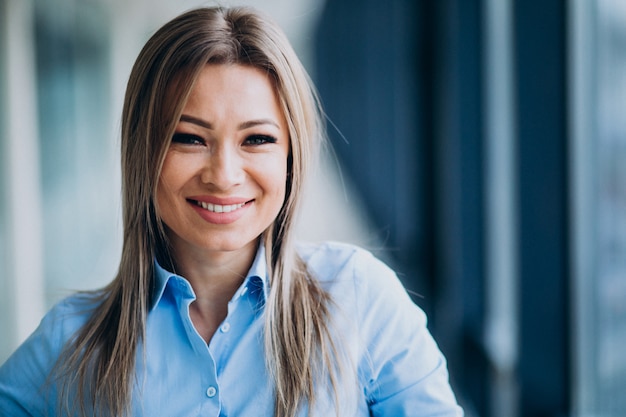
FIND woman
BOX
[0,6,463,417]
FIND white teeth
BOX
[197,201,245,213]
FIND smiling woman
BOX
[0,6,463,417]
[157,64,291,344]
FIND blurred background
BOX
[1,0,626,416]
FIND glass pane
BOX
[594,0,626,412]
[34,0,121,307]
[577,0,626,415]
[0,0,9,360]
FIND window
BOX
[34,0,119,305]
[0,0,46,362]
[572,0,626,415]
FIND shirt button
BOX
[220,322,231,333]
[206,386,217,398]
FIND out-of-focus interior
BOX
[1,0,626,416]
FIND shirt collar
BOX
[150,243,270,311]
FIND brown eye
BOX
[172,133,205,145]
[244,135,277,146]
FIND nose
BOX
[200,145,244,190]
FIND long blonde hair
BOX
[53,6,341,417]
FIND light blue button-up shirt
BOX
[0,241,463,416]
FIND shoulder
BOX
[2,292,101,369]
[0,292,101,415]
[296,242,462,414]
[41,292,102,338]
[296,240,429,347]
[297,240,389,279]
[296,240,410,301]
[3,292,100,365]
[296,241,421,333]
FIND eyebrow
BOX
[180,114,212,129]
[179,114,281,130]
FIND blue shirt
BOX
[0,241,463,416]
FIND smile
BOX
[194,200,246,213]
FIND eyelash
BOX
[171,133,204,145]
[171,133,277,146]
[244,135,277,146]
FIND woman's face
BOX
[157,64,290,262]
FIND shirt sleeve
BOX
[0,299,81,417]
[353,249,464,417]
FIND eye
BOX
[172,133,205,145]
[244,134,278,146]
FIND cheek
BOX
[155,178,173,224]
[270,158,290,198]
[159,153,190,190]
[253,158,289,219]
[156,157,183,210]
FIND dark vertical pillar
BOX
[513,1,571,416]
[429,0,486,413]
[314,0,428,297]
[315,0,486,413]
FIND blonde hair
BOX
[53,6,342,417]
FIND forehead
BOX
[180,64,285,122]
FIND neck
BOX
[168,240,259,342]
